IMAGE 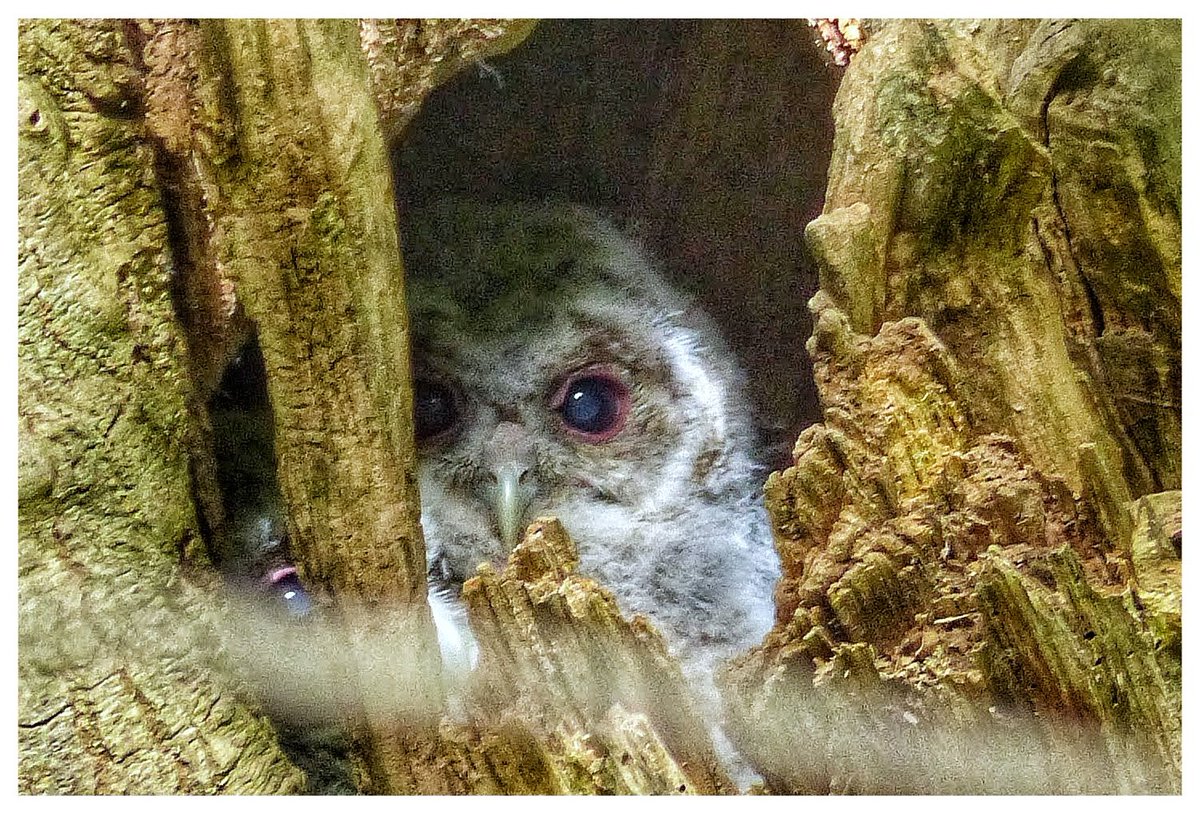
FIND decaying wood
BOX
[458,518,732,794]
[18,17,1180,795]
[724,19,1180,794]
[17,19,304,793]
[359,18,537,142]
[187,19,444,793]
[141,18,542,794]
[17,17,540,794]
[418,519,732,794]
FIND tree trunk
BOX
[17,18,304,793]
[18,18,1180,795]
[724,18,1181,794]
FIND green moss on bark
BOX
[18,19,304,794]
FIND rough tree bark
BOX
[18,18,1180,795]
[17,19,304,793]
[723,18,1181,794]
[18,17,727,795]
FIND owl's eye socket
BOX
[553,369,630,442]
[264,566,313,619]
[414,378,459,441]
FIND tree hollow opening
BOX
[392,19,840,463]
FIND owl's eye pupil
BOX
[557,373,629,441]
[265,568,313,619]
[414,379,459,440]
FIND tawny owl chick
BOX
[401,200,780,689]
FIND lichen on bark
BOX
[728,18,1180,794]
[18,18,304,793]
[18,16,1180,796]
[18,17,544,795]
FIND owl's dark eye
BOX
[414,378,459,441]
[265,566,313,619]
[553,369,630,442]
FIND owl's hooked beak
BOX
[489,461,536,552]
[481,421,539,552]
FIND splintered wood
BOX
[455,518,734,795]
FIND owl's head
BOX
[401,200,759,587]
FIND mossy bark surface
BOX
[17,18,304,794]
[18,17,1180,796]
[19,16,716,795]
[18,17,530,795]
[728,18,1180,794]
